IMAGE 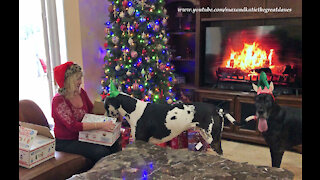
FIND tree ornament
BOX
[104,27,110,34]
[112,36,119,44]
[131,50,138,58]
[141,32,146,39]
[133,81,139,90]
[123,51,128,61]
[149,21,155,28]
[141,0,145,10]
[119,11,125,18]
[113,5,117,18]
[141,68,146,76]
[134,22,139,30]
[108,5,113,13]
[122,0,128,7]
[128,7,135,16]
[153,24,160,32]
[160,63,166,71]
[126,71,132,76]
[128,38,134,46]
[127,86,132,93]
[163,37,168,44]
[163,9,167,15]
[142,49,147,56]
[145,56,150,62]
[167,98,173,104]
[157,44,162,51]
[127,22,131,34]
[172,78,178,84]
[160,89,164,99]
[150,5,155,12]
[162,18,167,26]
[120,24,126,31]
[115,65,121,71]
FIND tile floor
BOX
[206,140,302,180]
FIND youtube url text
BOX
[177,7,292,14]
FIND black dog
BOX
[104,92,236,155]
[250,82,302,168]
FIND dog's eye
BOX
[255,96,263,102]
[266,96,273,102]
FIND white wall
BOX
[64,0,110,101]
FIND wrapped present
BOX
[156,142,167,147]
[179,131,188,148]
[169,131,188,149]
[187,128,209,152]
[121,127,131,148]
[170,137,179,149]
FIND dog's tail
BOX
[217,109,236,124]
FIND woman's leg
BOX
[110,137,122,154]
[56,139,114,164]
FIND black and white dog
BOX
[248,82,302,168]
[104,92,236,155]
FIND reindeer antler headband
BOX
[252,71,275,100]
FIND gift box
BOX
[169,131,188,149]
[156,142,167,147]
[170,137,179,149]
[19,122,55,169]
[121,127,131,148]
[79,114,121,146]
[187,128,209,152]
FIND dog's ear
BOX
[269,82,274,92]
[252,83,258,92]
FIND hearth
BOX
[201,18,302,95]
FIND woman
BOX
[52,61,121,164]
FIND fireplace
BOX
[200,18,302,95]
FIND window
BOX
[19,0,67,128]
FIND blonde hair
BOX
[64,71,83,98]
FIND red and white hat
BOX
[54,61,82,94]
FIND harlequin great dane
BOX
[104,92,236,155]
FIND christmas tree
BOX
[101,0,177,104]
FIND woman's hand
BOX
[100,121,116,132]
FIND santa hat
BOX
[54,61,82,94]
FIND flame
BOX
[225,42,274,71]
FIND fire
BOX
[225,42,274,71]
